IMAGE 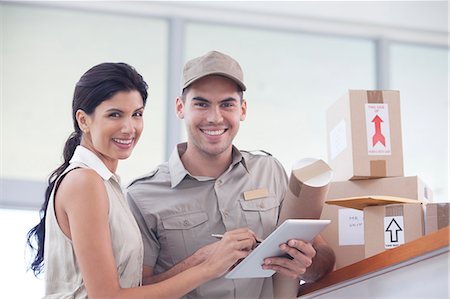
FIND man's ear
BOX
[176,97,185,119]
[75,109,90,133]
[240,99,247,121]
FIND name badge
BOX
[243,188,269,201]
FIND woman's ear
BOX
[75,109,90,134]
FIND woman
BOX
[27,62,256,298]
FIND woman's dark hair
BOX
[26,62,148,276]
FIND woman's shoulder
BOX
[57,167,106,203]
[64,167,103,186]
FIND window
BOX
[1,4,168,186]
[186,23,375,169]
[390,43,449,202]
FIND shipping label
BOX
[338,208,364,246]
[384,216,405,249]
[329,120,347,160]
[365,104,391,155]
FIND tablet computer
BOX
[225,219,330,279]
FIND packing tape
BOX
[292,159,331,184]
[370,160,386,177]
[386,204,404,217]
[289,159,332,196]
[367,90,384,103]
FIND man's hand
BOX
[262,239,316,279]
[262,235,335,282]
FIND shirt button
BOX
[183,220,190,226]
[217,179,223,186]
[259,202,265,209]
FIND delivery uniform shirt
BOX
[127,143,288,299]
[43,145,143,299]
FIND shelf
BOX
[298,226,450,297]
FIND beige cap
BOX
[182,50,246,91]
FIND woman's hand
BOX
[201,228,257,278]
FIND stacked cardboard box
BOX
[321,90,438,269]
[327,90,404,180]
[423,202,450,235]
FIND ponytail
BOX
[26,130,81,276]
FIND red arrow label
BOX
[372,115,386,146]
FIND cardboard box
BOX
[327,90,404,180]
[274,159,332,299]
[320,204,365,269]
[278,158,332,221]
[321,193,427,269]
[364,203,423,257]
[423,202,450,235]
[327,176,433,202]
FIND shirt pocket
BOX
[239,195,280,239]
[160,211,209,264]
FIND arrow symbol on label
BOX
[372,115,386,146]
[385,218,402,242]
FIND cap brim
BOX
[183,71,246,91]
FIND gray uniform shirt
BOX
[127,143,288,299]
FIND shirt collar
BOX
[168,142,249,188]
[70,145,116,182]
[231,146,248,172]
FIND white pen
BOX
[211,233,225,239]
[211,233,263,244]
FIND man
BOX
[127,50,335,298]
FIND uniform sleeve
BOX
[270,157,289,214]
[273,157,288,202]
[126,189,160,267]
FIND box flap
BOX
[325,195,421,210]
[291,158,332,187]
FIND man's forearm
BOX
[299,243,335,283]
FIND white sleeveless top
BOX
[43,146,143,298]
